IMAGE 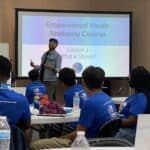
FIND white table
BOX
[31,112,80,125]
[44,147,134,150]
[112,97,126,105]
[11,87,26,95]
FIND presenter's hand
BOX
[30,60,35,67]
[44,63,54,70]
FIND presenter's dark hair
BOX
[58,67,76,86]
[82,66,105,89]
[49,38,58,45]
[129,66,150,113]
[28,69,39,81]
[0,55,12,77]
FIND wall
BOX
[0,0,149,96]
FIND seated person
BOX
[26,69,46,104]
[115,66,150,144]
[31,66,117,149]
[46,68,87,137]
[0,55,31,144]
[58,67,87,108]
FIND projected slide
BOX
[17,11,130,77]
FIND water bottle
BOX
[0,117,10,150]
[71,131,90,150]
[33,88,41,109]
[73,92,80,113]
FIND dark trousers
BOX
[43,81,57,100]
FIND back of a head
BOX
[129,66,150,91]
[0,55,12,78]
[82,66,105,89]
[58,67,76,86]
[28,69,39,81]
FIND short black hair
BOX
[129,66,150,91]
[28,69,39,81]
[129,66,150,113]
[0,55,12,77]
[49,38,58,45]
[82,66,105,89]
[58,67,76,86]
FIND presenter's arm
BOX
[30,60,40,70]
[44,54,62,72]
[55,54,62,72]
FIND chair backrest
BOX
[95,118,121,138]
[89,137,133,147]
[10,125,28,150]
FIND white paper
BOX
[0,43,9,57]
[135,114,150,150]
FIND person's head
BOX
[58,67,76,87]
[129,66,150,92]
[28,69,40,82]
[49,38,58,50]
[0,55,12,83]
[82,66,105,92]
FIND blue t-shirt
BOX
[119,93,147,129]
[79,92,117,138]
[0,88,31,125]
[25,81,46,104]
[64,84,87,108]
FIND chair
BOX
[95,118,121,138]
[10,125,29,150]
[88,137,133,147]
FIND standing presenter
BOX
[30,38,62,99]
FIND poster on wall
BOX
[0,43,11,85]
[0,43,9,57]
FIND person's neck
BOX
[48,49,55,52]
[0,80,9,88]
[88,88,102,96]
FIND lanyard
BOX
[0,84,11,89]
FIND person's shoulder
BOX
[88,92,111,104]
[55,51,61,57]
[8,89,27,101]
[136,93,147,102]
[38,81,45,87]
[129,93,147,104]
[130,92,146,99]
[32,81,43,85]
[92,92,110,100]
[26,82,33,88]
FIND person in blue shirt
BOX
[31,66,117,149]
[0,55,31,144]
[115,66,150,144]
[26,69,46,104]
[46,68,87,137]
[58,67,87,108]
[61,66,117,139]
